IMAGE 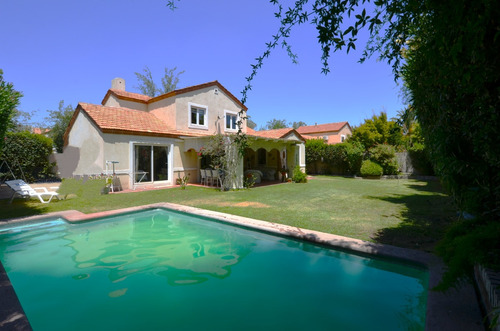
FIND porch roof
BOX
[246,127,306,142]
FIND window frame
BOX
[224,110,239,132]
[188,102,208,130]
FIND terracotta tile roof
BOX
[80,102,169,134]
[107,89,152,103]
[247,127,305,141]
[246,127,257,135]
[296,121,350,134]
[301,134,321,140]
[102,80,247,111]
[64,103,208,145]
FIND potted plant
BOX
[280,166,288,182]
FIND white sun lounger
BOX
[6,180,61,204]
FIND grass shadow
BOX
[370,187,456,253]
[0,199,48,222]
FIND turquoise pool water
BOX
[0,209,428,330]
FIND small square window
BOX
[224,111,238,131]
[226,114,237,130]
[189,105,207,128]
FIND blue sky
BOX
[0,0,404,128]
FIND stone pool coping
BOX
[0,203,484,330]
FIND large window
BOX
[134,145,169,183]
[225,110,238,131]
[189,103,208,129]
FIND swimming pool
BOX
[0,207,428,330]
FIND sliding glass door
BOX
[134,145,169,184]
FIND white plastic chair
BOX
[6,180,61,204]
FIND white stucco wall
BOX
[62,111,105,176]
[101,134,179,189]
[174,86,245,134]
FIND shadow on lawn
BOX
[0,199,48,222]
[370,181,456,253]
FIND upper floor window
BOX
[189,103,208,129]
[224,110,238,131]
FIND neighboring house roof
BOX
[296,121,351,134]
[300,134,321,140]
[63,103,208,146]
[32,127,50,135]
[247,127,306,142]
[101,80,248,111]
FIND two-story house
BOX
[296,122,352,144]
[58,78,305,190]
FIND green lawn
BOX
[0,176,455,252]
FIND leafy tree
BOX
[161,66,185,93]
[368,144,398,175]
[349,112,402,149]
[260,119,307,130]
[10,109,35,132]
[45,100,74,153]
[305,138,326,173]
[291,121,307,129]
[135,66,185,97]
[0,69,23,151]
[135,66,157,97]
[2,131,55,182]
[264,118,288,130]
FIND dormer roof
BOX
[246,127,306,142]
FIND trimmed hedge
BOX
[305,139,364,175]
[360,160,383,177]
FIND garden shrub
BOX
[369,144,399,175]
[435,218,500,291]
[360,160,383,177]
[292,165,307,183]
[1,131,56,182]
[305,140,363,175]
[305,139,326,174]
[408,142,434,175]
[343,141,364,175]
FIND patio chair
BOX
[6,180,61,204]
[211,169,222,187]
[205,168,213,186]
[200,169,208,186]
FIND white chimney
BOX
[111,78,125,91]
